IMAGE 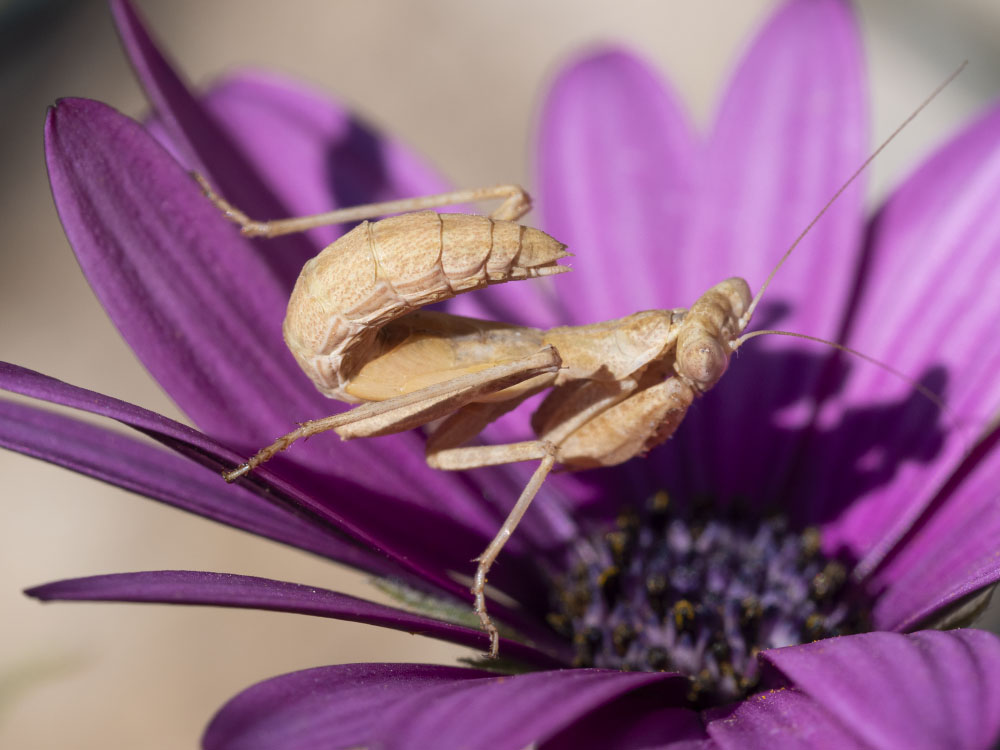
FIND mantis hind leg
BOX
[424,391,564,658]
[428,426,557,658]
[473,449,556,658]
[195,174,533,237]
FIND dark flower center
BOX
[546,491,871,707]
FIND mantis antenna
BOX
[730,63,971,445]
[738,60,969,332]
[734,328,947,414]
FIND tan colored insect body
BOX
[282,210,571,402]
[203,179,753,656]
[202,62,958,655]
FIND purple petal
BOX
[0,397,359,565]
[114,0,591,547]
[42,97,304,445]
[706,687,864,749]
[869,426,1000,631]
[194,70,451,250]
[110,0,314,292]
[1,361,249,469]
[689,0,867,327]
[189,69,587,551]
[44,97,442,504]
[0,363,506,612]
[26,571,562,668]
[43,99,550,607]
[658,0,867,505]
[184,72,559,568]
[530,47,699,328]
[104,2,510,555]
[763,630,1000,750]
[113,0,448,257]
[0,361,366,535]
[809,98,1000,573]
[115,0,521,522]
[544,695,706,750]
[203,663,487,750]
[378,669,688,750]
[459,47,700,515]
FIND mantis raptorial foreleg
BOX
[195,174,533,235]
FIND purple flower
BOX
[6,0,1000,746]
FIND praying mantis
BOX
[201,65,960,657]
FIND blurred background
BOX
[2,0,999,746]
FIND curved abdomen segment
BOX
[282,211,569,400]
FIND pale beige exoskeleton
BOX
[199,176,755,656]
[200,62,961,657]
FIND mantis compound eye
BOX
[677,335,729,392]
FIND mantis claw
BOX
[221,463,251,483]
